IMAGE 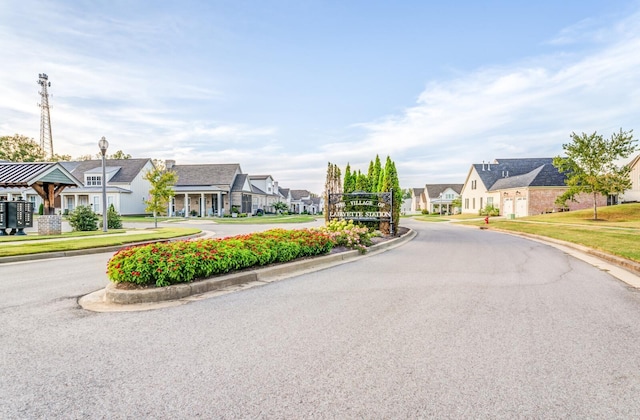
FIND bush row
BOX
[107,228,334,287]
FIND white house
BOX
[621,154,640,203]
[59,158,154,215]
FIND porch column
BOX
[217,192,222,216]
[184,193,189,217]
[200,193,205,217]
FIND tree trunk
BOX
[593,192,598,220]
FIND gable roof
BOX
[172,163,241,187]
[231,173,252,192]
[290,189,311,200]
[0,162,82,188]
[61,158,151,184]
[490,163,566,190]
[473,158,557,190]
[412,188,424,197]
[424,184,463,198]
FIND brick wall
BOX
[37,215,62,235]
[529,188,607,215]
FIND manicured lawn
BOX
[455,203,640,262]
[0,227,201,257]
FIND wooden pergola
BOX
[0,162,82,214]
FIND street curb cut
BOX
[84,228,416,310]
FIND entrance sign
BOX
[328,190,394,235]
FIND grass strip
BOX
[0,228,200,257]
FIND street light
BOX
[98,136,109,232]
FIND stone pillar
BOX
[37,214,62,235]
[217,192,222,216]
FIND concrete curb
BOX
[80,229,416,311]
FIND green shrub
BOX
[107,204,123,229]
[68,205,98,231]
[421,209,429,215]
[106,228,334,287]
[479,204,500,217]
[38,203,44,215]
[315,219,372,253]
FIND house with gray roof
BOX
[287,189,321,214]
[425,184,463,215]
[167,161,243,217]
[461,158,606,217]
[249,175,283,214]
[59,158,154,215]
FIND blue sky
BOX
[2,0,640,193]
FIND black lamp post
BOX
[98,136,109,232]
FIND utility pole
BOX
[37,73,54,160]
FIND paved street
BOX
[2,219,640,418]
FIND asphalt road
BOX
[2,219,640,419]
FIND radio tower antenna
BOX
[37,73,54,160]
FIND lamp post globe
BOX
[98,137,109,232]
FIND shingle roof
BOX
[290,189,311,200]
[172,163,241,187]
[412,188,424,197]
[489,162,566,190]
[231,173,250,192]
[475,158,557,190]
[62,158,151,184]
[424,184,463,198]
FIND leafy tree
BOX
[68,205,98,231]
[343,163,355,193]
[144,163,178,228]
[273,201,288,214]
[109,150,131,159]
[0,134,72,162]
[553,129,637,220]
[0,134,46,162]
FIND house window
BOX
[487,197,493,206]
[480,198,483,209]
[464,198,469,209]
[86,175,102,186]
[472,198,476,209]
[93,196,100,213]
[471,180,477,190]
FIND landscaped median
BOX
[84,223,414,309]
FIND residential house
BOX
[249,175,282,213]
[621,154,640,203]
[168,161,243,217]
[59,158,154,215]
[425,184,463,215]
[461,158,607,217]
[289,189,320,214]
[410,188,425,213]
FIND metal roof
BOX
[0,162,82,188]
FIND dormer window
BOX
[86,175,102,186]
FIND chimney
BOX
[487,162,491,171]
[165,159,175,170]
[482,161,485,171]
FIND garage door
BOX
[515,197,527,217]
[503,198,513,216]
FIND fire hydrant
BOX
[484,216,489,225]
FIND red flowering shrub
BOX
[106,228,333,287]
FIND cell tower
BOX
[37,73,54,160]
